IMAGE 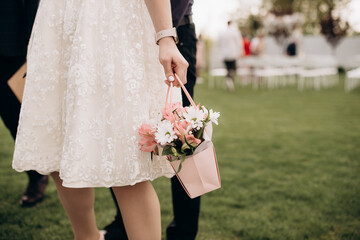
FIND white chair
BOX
[283,66,304,86]
[208,68,227,88]
[345,67,360,92]
[297,55,339,91]
[253,56,304,88]
[253,67,287,89]
[236,67,252,86]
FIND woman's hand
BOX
[143,0,187,86]
[158,37,188,87]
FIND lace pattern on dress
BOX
[12,0,181,187]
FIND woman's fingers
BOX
[159,55,175,85]
[158,37,188,88]
[176,64,188,86]
[172,57,188,87]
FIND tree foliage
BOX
[263,0,350,34]
[238,0,351,38]
[237,0,351,49]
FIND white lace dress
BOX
[12,0,180,188]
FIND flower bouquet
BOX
[138,75,221,198]
[139,102,219,172]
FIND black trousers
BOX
[166,23,200,240]
[224,60,236,78]
[109,22,200,240]
[0,55,44,182]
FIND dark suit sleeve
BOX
[0,1,24,56]
[171,0,191,27]
[24,0,40,44]
[0,0,39,57]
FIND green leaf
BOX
[175,155,186,173]
[176,163,182,173]
[171,147,182,157]
[184,136,193,148]
[162,145,173,156]
[181,142,191,153]
[195,127,205,139]
[205,111,210,122]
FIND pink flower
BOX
[174,120,191,143]
[185,134,201,148]
[162,102,183,124]
[174,120,201,148]
[138,124,157,152]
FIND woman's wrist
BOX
[156,27,178,45]
[158,36,177,46]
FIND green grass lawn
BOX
[1,75,360,240]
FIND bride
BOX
[12,0,188,239]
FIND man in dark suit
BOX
[166,1,200,239]
[103,1,200,240]
[0,0,49,207]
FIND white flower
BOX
[202,107,220,125]
[155,120,178,145]
[183,106,206,130]
[209,109,220,125]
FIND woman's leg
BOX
[112,181,161,240]
[51,172,101,240]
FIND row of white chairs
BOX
[345,67,360,92]
[208,55,342,91]
[209,66,339,91]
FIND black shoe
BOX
[167,220,197,240]
[103,219,128,240]
[20,175,49,207]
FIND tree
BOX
[239,0,351,36]
[262,0,350,34]
[238,14,263,38]
[237,0,351,53]
[320,10,350,50]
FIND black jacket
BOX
[0,0,39,57]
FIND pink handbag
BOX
[167,74,221,199]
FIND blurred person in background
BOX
[286,42,297,56]
[250,32,264,56]
[103,1,201,240]
[287,25,303,56]
[242,34,251,57]
[196,34,206,84]
[0,0,48,207]
[218,21,243,91]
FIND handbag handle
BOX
[165,73,197,108]
[165,82,172,108]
